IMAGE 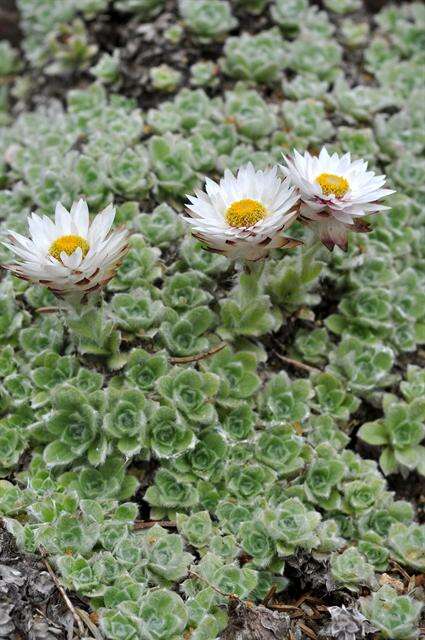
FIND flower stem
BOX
[243,259,265,278]
[299,239,322,279]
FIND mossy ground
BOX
[0,1,424,639]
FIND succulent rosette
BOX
[281,147,395,250]
[2,199,129,299]
[183,162,300,261]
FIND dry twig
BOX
[188,570,244,602]
[75,608,103,640]
[262,584,276,607]
[268,603,300,611]
[169,341,227,364]
[35,306,60,313]
[39,547,86,637]
[34,608,63,631]
[389,558,411,584]
[295,593,323,607]
[134,519,176,530]
[275,352,322,374]
[297,621,318,639]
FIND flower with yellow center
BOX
[2,199,129,299]
[183,163,300,261]
[281,147,395,251]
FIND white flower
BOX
[2,199,129,299]
[183,163,300,261]
[281,147,395,250]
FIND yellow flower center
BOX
[315,173,349,198]
[49,235,89,261]
[225,199,267,228]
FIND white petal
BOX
[71,199,90,238]
[55,202,72,234]
[88,204,115,244]
[60,248,83,269]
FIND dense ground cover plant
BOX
[0,1,424,639]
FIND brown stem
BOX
[268,603,301,611]
[389,558,411,583]
[133,520,176,530]
[188,570,244,602]
[275,352,322,374]
[39,547,86,637]
[262,584,276,606]
[169,341,227,364]
[34,608,62,632]
[75,608,103,640]
[35,306,60,313]
[297,622,318,640]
